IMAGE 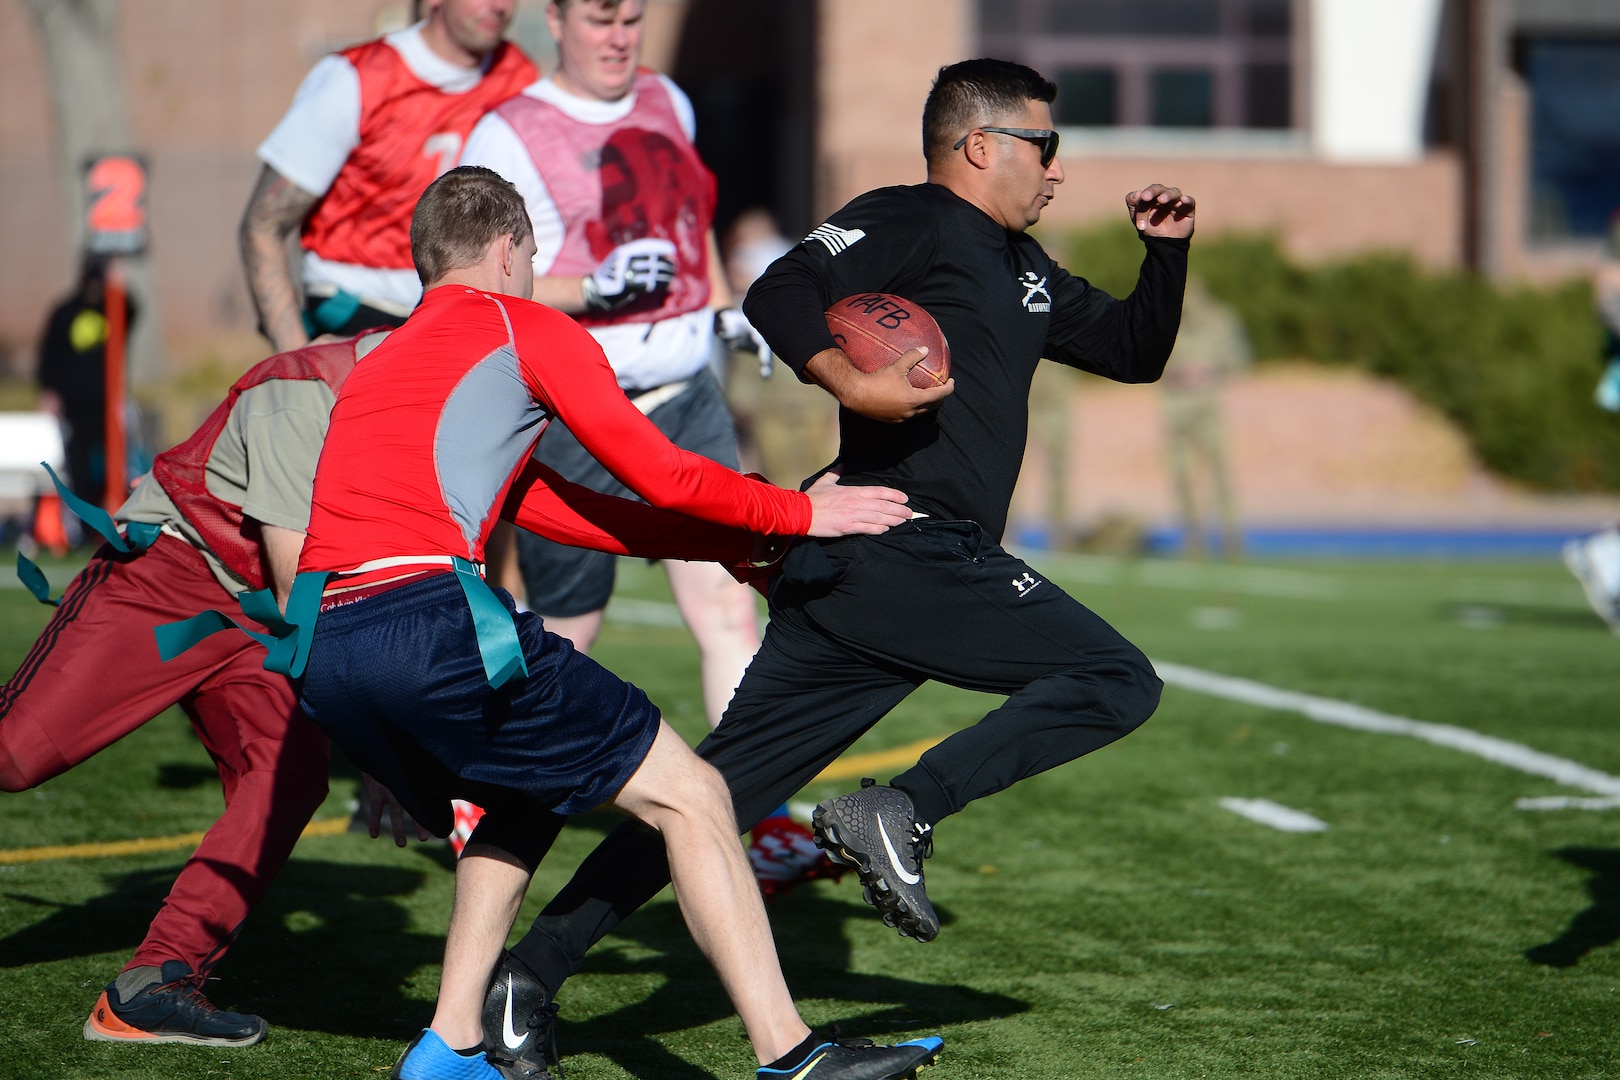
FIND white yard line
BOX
[604,598,1616,809]
[1513,795,1620,811]
[1218,798,1329,832]
[1156,661,1620,802]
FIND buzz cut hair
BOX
[922,58,1058,165]
[551,0,628,12]
[410,166,533,286]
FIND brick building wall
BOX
[0,0,1593,380]
[0,0,410,375]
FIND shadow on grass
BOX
[0,855,448,1038]
[0,836,1019,1069]
[555,885,1024,1079]
[155,763,220,790]
[1525,847,1620,968]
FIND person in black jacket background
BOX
[36,257,138,521]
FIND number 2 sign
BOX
[83,154,149,256]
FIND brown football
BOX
[824,293,951,389]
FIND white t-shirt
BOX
[459,75,713,391]
[257,23,496,313]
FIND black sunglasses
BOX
[952,126,1060,167]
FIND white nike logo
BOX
[878,820,921,885]
[500,974,526,1050]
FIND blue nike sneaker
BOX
[392,1028,504,1080]
[758,1034,943,1080]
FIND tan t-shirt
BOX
[118,378,336,595]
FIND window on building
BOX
[1244,62,1291,129]
[1247,0,1291,37]
[978,0,1020,34]
[1049,0,1221,37]
[1152,69,1214,127]
[978,0,1298,130]
[1523,37,1620,241]
[1056,68,1119,126]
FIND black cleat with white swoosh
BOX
[481,954,560,1080]
[813,779,938,942]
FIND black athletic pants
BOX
[511,519,1162,993]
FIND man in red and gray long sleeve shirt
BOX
[295,166,944,1080]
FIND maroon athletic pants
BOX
[0,536,330,975]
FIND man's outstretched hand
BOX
[804,471,911,537]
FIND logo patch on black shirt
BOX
[1019,271,1051,312]
[806,223,866,255]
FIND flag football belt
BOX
[302,286,413,336]
[15,463,160,606]
[10,462,526,689]
[153,556,529,690]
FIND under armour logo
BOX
[1012,572,1041,596]
[1019,272,1051,312]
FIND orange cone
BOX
[33,491,68,557]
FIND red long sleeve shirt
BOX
[300,285,810,582]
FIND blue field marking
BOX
[1014,524,1604,559]
[1148,526,1595,559]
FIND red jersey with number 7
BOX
[301,40,535,272]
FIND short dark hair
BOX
[410,166,533,285]
[922,58,1058,164]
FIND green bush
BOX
[1055,223,1620,491]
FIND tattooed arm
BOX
[240,164,321,352]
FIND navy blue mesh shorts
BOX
[298,572,661,837]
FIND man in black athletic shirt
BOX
[481,58,1194,1071]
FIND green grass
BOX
[4,553,1620,1078]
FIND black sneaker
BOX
[758,1034,943,1080]
[813,779,939,942]
[82,960,268,1046]
[481,953,560,1080]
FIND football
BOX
[825,293,951,389]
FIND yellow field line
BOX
[810,735,944,783]
[0,816,349,866]
[0,737,947,865]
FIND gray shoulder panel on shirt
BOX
[435,341,550,554]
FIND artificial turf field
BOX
[3,551,1620,1079]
